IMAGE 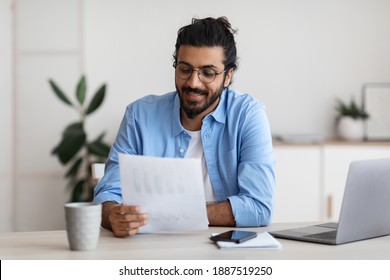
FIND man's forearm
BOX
[207,201,236,226]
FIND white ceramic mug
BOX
[64,202,102,251]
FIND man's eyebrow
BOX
[177,61,218,69]
[201,64,218,69]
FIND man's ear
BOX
[224,68,234,87]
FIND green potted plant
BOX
[335,98,369,141]
[49,75,111,202]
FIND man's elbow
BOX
[235,207,272,227]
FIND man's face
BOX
[175,45,233,119]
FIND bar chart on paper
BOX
[119,154,209,233]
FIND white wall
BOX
[9,0,83,232]
[2,0,390,232]
[0,0,13,232]
[84,0,390,141]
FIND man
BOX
[93,16,275,237]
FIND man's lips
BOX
[187,91,203,96]
[183,87,207,94]
[185,91,203,101]
[183,88,207,100]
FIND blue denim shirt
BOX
[93,88,275,227]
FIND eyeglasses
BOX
[173,62,226,84]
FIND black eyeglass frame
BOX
[173,61,227,84]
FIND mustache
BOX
[182,86,208,95]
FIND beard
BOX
[176,80,225,119]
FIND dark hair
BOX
[173,16,238,72]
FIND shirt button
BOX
[179,148,184,153]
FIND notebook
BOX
[270,157,390,245]
[212,232,282,249]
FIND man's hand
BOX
[101,202,148,237]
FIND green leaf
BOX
[93,132,106,143]
[52,136,85,164]
[86,84,106,115]
[49,79,73,107]
[87,141,111,157]
[76,75,86,105]
[71,180,85,202]
[87,132,111,157]
[65,157,83,178]
[62,122,84,136]
[86,187,95,202]
[51,122,86,164]
[335,98,369,120]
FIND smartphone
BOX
[210,230,257,243]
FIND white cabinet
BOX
[272,145,321,223]
[273,142,390,223]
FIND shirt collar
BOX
[209,88,227,124]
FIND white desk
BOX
[1,223,390,260]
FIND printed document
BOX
[119,153,208,233]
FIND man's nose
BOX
[186,70,203,88]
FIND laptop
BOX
[270,157,390,245]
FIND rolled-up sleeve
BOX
[93,104,138,205]
[228,101,276,227]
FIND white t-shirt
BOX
[184,130,216,203]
